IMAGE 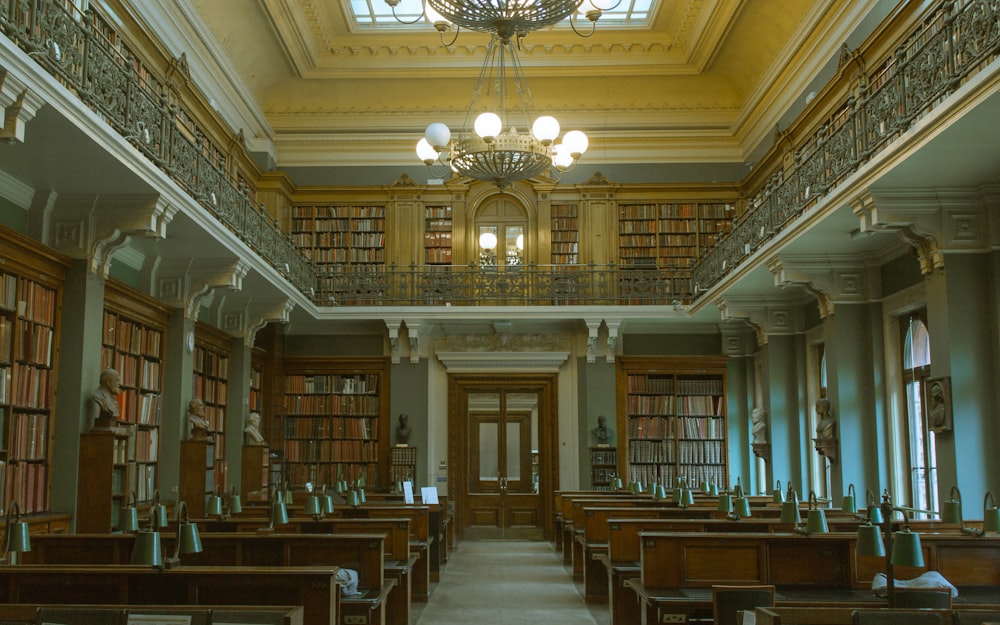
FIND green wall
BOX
[389,359,430,488]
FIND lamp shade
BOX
[942,486,962,524]
[425,122,451,150]
[347,490,361,507]
[807,508,829,534]
[304,494,322,517]
[152,503,169,529]
[733,497,752,518]
[206,493,223,517]
[271,500,289,526]
[855,523,886,557]
[359,488,367,504]
[780,499,801,524]
[842,483,857,514]
[120,506,140,533]
[984,492,1000,533]
[707,483,719,497]
[680,489,695,508]
[323,494,336,515]
[671,486,682,503]
[652,485,666,501]
[717,493,733,513]
[177,521,203,556]
[699,480,710,493]
[130,530,162,566]
[890,529,924,567]
[614,477,623,490]
[228,488,243,515]
[6,517,31,554]
[772,480,784,503]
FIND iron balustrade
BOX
[693,0,1000,293]
[0,0,316,295]
[316,263,691,307]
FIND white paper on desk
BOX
[421,486,439,504]
[403,481,414,504]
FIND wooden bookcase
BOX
[76,429,133,532]
[241,445,270,502]
[390,446,417,484]
[0,227,68,516]
[550,204,579,264]
[424,205,452,265]
[589,446,617,491]
[193,322,231,493]
[280,357,389,490]
[616,356,729,489]
[617,202,734,270]
[101,281,169,505]
[179,439,215,517]
[291,204,386,301]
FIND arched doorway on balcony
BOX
[471,196,531,269]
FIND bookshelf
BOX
[616,356,729,489]
[550,204,579,264]
[241,445,270,502]
[589,447,617,491]
[76,429,133,532]
[291,205,386,300]
[193,323,231,493]
[424,205,453,265]
[280,357,389,490]
[0,227,68,517]
[390,446,417,485]
[617,202,734,270]
[101,282,168,505]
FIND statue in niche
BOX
[187,398,212,441]
[814,398,836,440]
[244,411,266,446]
[591,415,613,445]
[395,413,411,445]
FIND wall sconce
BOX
[206,486,225,520]
[2,501,32,565]
[228,485,243,515]
[961,491,999,537]
[130,492,166,568]
[163,501,203,569]
[855,491,924,608]
[120,492,140,533]
[841,483,858,514]
[772,480,784,504]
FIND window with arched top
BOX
[474,197,528,268]
[901,312,937,517]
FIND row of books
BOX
[620,203,733,219]
[4,460,47,514]
[10,362,49,409]
[102,313,163,357]
[0,318,9,363]
[113,427,136,464]
[627,415,674,439]
[424,231,452,245]
[292,205,385,219]
[0,367,9,403]
[283,416,377,440]
[590,448,617,465]
[134,428,158,462]
[283,394,379,415]
[551,219,578,232]
[15,280,56,325]
[14,322,53,367]
[592,467,617,484]
[285,374,379,395]
[390,446,417,465]
[676,396,724,417]
[10,412,48,460]
[627,375,724,395]
[115,390,161,425]
[0,273,16,312]
[677,439,725,464]
[284,439,379,462]
[104,351,162,392]
[426,206,452,219]
[679,415,725,438]
[304,248,386,264]
[194,347,229,378]
[193,376,228,406]
[551,204,578,218]
[628,439,676,463]
[426,249,452,264]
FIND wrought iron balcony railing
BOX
[0,0,316,295]
[693,0,1000,293]
[317,263,691,307]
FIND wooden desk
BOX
[0,566,339,625]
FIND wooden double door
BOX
[450,375,557,539]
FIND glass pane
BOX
[505,225,524,267]
[479,421,499,481]
[478,226,498,268]
[506,422,520,480]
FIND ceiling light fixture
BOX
[383,0,622,42]
[415,31,588,189]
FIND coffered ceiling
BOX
[150,1,881,173]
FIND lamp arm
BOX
[568,11,598,37]
[438,24,460,47]
[173,501,190,561]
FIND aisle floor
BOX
[413,540,610,625]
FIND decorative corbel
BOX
[0,70,45,143]
[604,319,621,363]
[405,320,421,364]
[385,319,404,364]
[153,258,250,320]
[584,319,602,364]
[232,299,295,347]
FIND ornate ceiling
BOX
[155,1,879,170]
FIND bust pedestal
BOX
[813,437,838,463]
[752,442,770,462]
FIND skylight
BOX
[348,0,654,29]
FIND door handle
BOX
[500,476,508,491]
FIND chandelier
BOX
[415,31,589,189]
[384,0,623,41]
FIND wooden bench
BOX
[626,531,1000,624]
[338,505,433,601]
[0,604,304,625]
[24,533,396,625]
[0,566,339,625]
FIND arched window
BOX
[475,197,527,269]
[901,313,937,517]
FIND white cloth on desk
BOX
[871,571,958,597]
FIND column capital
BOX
[768,255,881,318]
